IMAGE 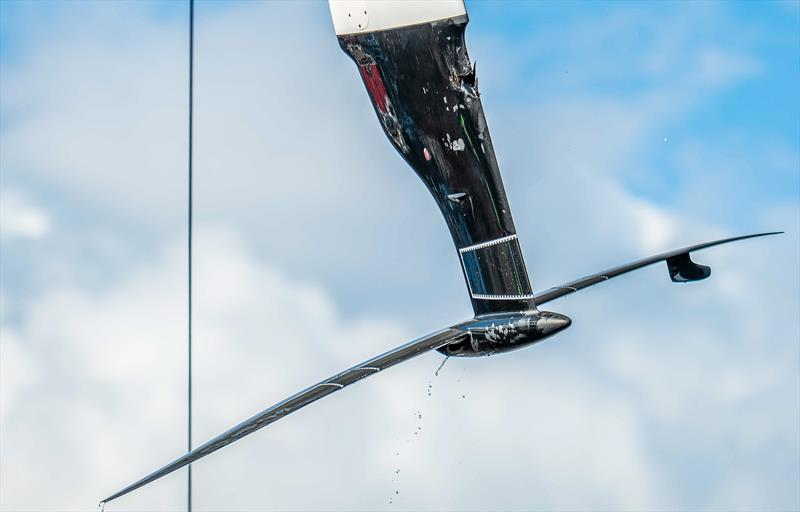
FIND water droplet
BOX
[418,414,422,419]
[435,356,449,376]
[395,469,400,474]
[462,394,466,399]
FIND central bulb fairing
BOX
[438,311,572,357]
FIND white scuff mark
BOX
[443,97,447,104]
[441,133,465,152]
[468,331,479,352]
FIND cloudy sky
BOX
[1,1,798,510]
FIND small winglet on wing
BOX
[667,252,711,282]
[534,231,781,305]
[101,327,467,505]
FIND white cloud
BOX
[2,223,797,510]
[1,226,662,511]
[0,0,779,319]
[1,1,797,510]
[0,189,51,239]
[0,328,39,418]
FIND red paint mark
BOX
[359,63,388,113]
[423,147,431,161]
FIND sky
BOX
[1,1,798,510]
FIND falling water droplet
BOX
[435,356,449,376]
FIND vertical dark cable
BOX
[187,0,194,511]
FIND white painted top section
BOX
[328,0,467,36]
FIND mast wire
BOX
[187,0,194,510]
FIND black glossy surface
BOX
[668,253,711,282]
[338,16,535,315]
[442,311,571,357]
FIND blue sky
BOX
[1,1,798,511]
